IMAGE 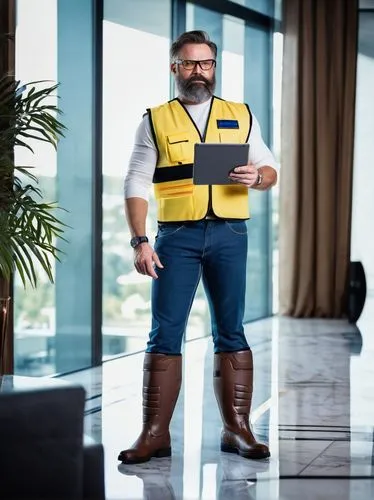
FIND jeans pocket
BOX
[156,222,186,239]
[224,221,248,235]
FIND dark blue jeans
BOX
[146,219,250,354]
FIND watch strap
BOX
[130,235,149,248]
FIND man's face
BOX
[171,43,216,104]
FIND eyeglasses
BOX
[174,59,216,71]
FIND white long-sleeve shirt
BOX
[124,98,277,200]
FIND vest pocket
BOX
[219,130,241,143]
[166,132,190,163]
[156,180,194,198]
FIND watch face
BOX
[130,236,148,248]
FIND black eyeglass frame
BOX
[173,59,217,70]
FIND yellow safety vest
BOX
[148,96,252,222]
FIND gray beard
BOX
[176,76,215,104]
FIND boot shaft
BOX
[213,350,253,428]
[142,353,182,435]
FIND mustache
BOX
[186,75,212,87]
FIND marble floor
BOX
[62,297,374,500]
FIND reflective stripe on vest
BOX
[148,96,252,222]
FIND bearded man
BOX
[119,30,277,465]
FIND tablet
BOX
[193,143,249,185]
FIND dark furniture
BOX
[0,375,105,500]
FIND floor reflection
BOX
[75,311,374,499]
[117,454,271,500]
[118,458,175,500]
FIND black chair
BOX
[0,383,105,500]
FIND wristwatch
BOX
[130,236,149,248]
[255,171,263,186]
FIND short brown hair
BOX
[170,30,217,61]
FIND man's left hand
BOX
[229,164,259,187]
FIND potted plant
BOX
[0,75,67,375]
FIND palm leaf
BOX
[0,76,68,287]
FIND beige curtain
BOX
[279,0,358,317]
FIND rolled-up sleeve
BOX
[124,115,158,201]
[248,114,278,170]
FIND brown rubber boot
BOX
[118,353,182,464]
[213,349,270,460]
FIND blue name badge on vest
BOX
[217,119,239,129]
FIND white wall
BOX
[351,13,374,294]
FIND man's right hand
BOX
[134,243,164,279]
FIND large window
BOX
[230,0,274,16]
[102,0,277,358]
[187,1,274,321]
[13,0,280,374]
[102,0,172,359]
[14,0,57,376]
[14,0,96,375]
[271,32,283,314]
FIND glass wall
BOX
[187,2,274,322]
[271,32,283,314]
[242,20,273,321]
[14,0,95,375]
[102,0,172,358]
[13,0,279,373]
[230,0,274,17]
[14,0,57,376]
[186,3,223,95]
[102,0,276,357]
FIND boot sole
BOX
[118,447,172,464]
[221,443,270,460]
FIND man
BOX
[118,31,277,465]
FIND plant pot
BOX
[0,296,11,375]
